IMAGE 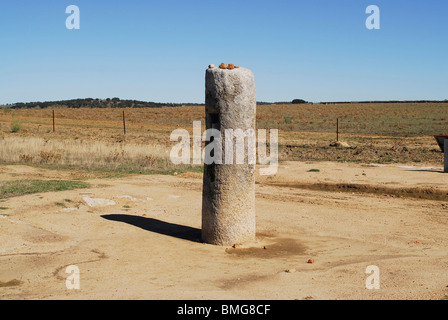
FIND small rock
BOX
[117,195,138,201]
[307,259,314,264]
[83,196,116,207]
[285,268,296,273]
[227,63,235,70]
[208,64,215,68]
[219,63,228,69]
[329,141,350,148]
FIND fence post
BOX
[337,118,339,142]
[122,110,126,135]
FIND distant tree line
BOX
[291,99,308,104]
[319,100,448,104]
[0,98,203,109]
[1,98,446,110]
[257,99,309,105]
[259,99,448,105]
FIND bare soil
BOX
[1,161,448,300]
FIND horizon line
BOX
[1,98,447,107]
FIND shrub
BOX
[292,99,307,104]
[11,120,21,133]
[19,154,35,163]
[38,151,62,164]
[284,116,294,124]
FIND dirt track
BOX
[1,161,448,300]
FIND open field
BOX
[0,103,447,300]
[0,102,446,168]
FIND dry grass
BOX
[0,136,178,173]
[2,103,447,136]
[256,103,448,136]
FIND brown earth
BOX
[1,161,448,300]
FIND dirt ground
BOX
[1,161,448,300]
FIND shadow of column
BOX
[101,214,201,243]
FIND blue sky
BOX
[0,0,447,104]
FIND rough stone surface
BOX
[202,67,256,245]
[83,196,116,207]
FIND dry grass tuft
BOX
[0,136,175,172]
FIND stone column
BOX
[445,139,448,173]
[201,66,256,245]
